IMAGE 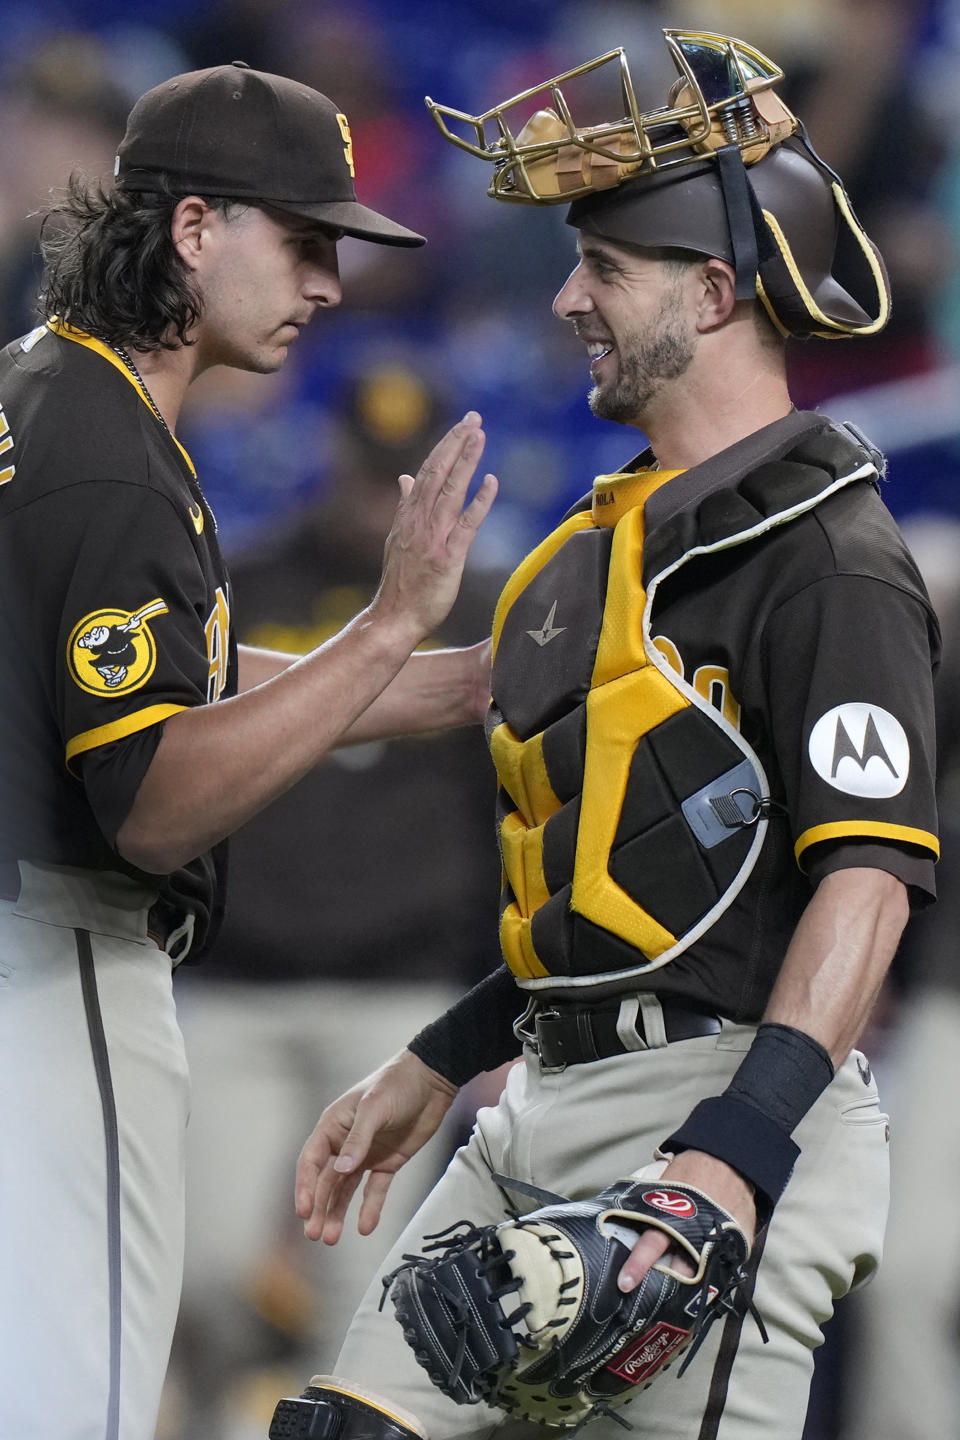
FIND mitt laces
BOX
[380,1220,537,1390]
[677,1227,768,1377]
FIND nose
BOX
[305,265,342,308]
[553,260,592,321]
[304,241,342,308]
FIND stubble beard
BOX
[588,291,695,426]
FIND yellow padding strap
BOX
[571,670,684,957]
[500,903,550,979]
[489,723,561,828]
[590,467,677,528]
[592,503,651,687]
[500,809,552,917]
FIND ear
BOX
[694,258,738,333]
[171,196,213,272]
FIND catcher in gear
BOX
[271,28,937,1440]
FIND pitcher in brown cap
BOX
[0,60,496,1440]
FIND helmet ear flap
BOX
[749,137,891,338]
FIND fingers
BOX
[618,1229,671,1293]
[358,1168,395,1236]
[304,1153,393,1245]
[410,411,483,499]
[319,1166,366,1245]
[295,1124,333,1222]
[295,1086,388,1240]
[295,1100,372,1237]
[445,472,498,562]
[376,410,497,640]
[296,1149,337,1241]
[297,1154,363,1244]
[306,1161,392,1244]
[407,412,490,529]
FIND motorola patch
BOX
[808,703,908,798]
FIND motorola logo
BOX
[808,703,909,798]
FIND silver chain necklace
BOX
[111,344,170,435]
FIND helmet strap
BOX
[716,145,760,300]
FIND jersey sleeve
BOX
[42,480,227,836]
[762,571,939,894]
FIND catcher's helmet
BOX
[426,30,889,340]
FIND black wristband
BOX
[663,1023,835,1218]
[726,1023,835,1133]
[664,1095,799,1221]
[407,966,523,1087]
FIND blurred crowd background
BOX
[2,1,959,1437]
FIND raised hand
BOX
[371,412,497,645]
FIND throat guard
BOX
[426,28,889,339]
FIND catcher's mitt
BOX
[382,1176,761,1430]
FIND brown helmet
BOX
[426,30,889,339]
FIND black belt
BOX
[0,860,20,901]
[529,997,722,1070]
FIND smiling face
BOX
[184,202,343,373]
[553,238,697,428]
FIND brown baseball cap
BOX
[114,60,425,247]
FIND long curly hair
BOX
[38,173,237,352]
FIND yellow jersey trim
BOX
[795,820,940,862]
[47,319,198,477]
[66,703,187,774]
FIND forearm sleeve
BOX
[408,964,523,1086]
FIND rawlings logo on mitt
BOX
[382,1177,763,1430]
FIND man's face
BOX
[553,237,696,427]
[189,204,342,373]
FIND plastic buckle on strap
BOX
[532,1009,569,1073]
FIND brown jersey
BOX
[0,323,236,954]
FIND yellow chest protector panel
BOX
[487,469,767,988]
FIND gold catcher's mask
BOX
[426,29,889,339]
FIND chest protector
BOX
[487,419,880,990]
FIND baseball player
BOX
[0,62,496,1440]
[272,29,939,1440]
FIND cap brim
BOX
[270,197,426,247]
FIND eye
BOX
[583,252,618,281]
